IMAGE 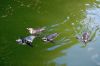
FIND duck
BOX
[82,32,90,44]
[16,35,36,47]
[27,27,45,35]
[42,33,59,43]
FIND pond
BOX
[0,0,100,66]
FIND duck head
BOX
[16,39,26,45]
[27,28,35,34]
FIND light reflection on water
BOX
[48,1,100,66]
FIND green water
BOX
[0,0,100,66]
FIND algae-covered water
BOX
[0,0,100,66]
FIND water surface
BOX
[0,0,100,66]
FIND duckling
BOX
[27,27,45,35]
[82,32,90,44]
[42,33,59,43]
[16,35,36,47]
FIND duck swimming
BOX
[27,27,45,35]
[16,35,36,47]
[82,32,90,44]
[42,33,59,43]
[76,32,91,44]
[77,32,90,44]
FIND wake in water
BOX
[47,36,72,51]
